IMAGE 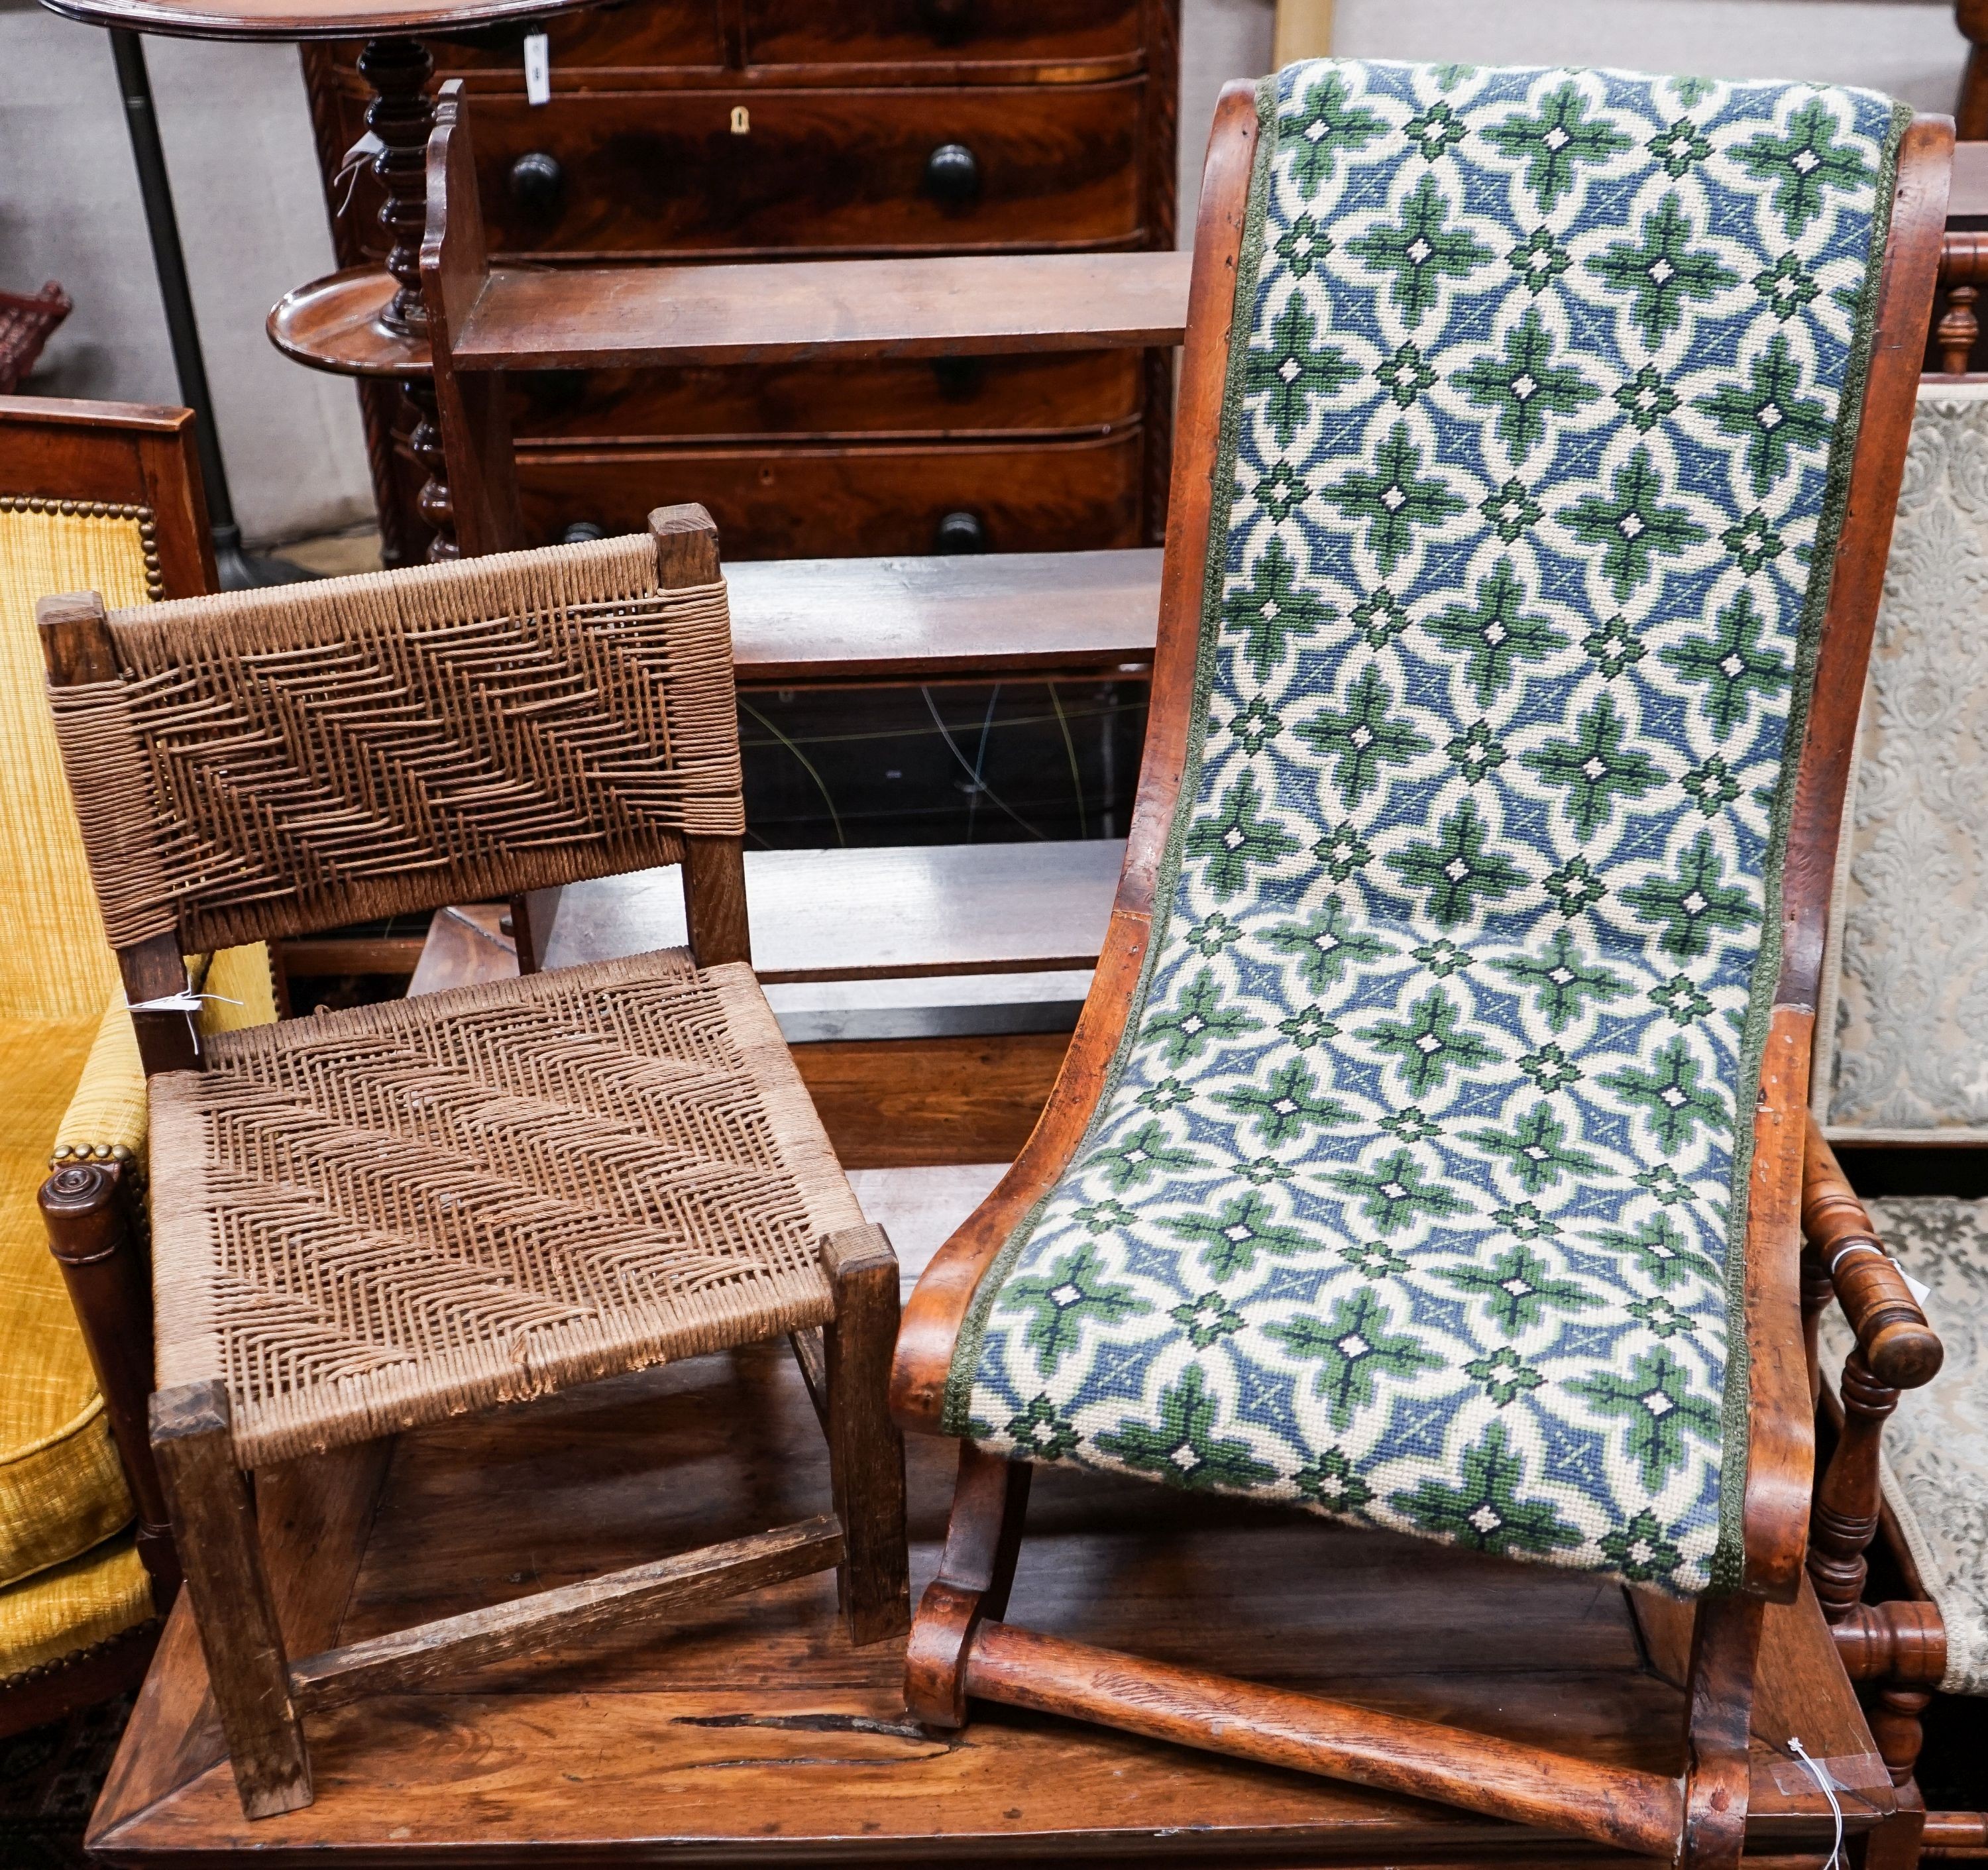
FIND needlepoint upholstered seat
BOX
[894,56,1946,1865]
[951,58,1907,1594]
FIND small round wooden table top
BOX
[37,0,591,41]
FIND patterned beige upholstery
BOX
[1813,384,1988,1141]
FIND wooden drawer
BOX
[742,0,1143,70]
[508,351,1143,443]
[466,80,1144,258]
[509,429,1144,555]
[425,2,724,74]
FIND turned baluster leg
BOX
[355,36,459,561]
[1800,1240,1832,1413]
[41,1162,180,1610]
[1808,1349,1897,1623]
[406,376,457,561]
[1938,284,1979,374]
[1832,1599,1947,1787]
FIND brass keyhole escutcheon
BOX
[730,105,750,135]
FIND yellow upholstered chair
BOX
[0,396,276,1730]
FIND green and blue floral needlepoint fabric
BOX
[945,60,1908,1596]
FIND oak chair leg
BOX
[821,1225,911,1646]
[1679,1591,1765,1870]
[905,1440,1031,1728]
[150,1380,312,1818]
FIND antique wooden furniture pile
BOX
[293,0,1180,565]
[7,42,1983,1870]
[0,398,275,1738]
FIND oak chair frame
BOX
[2,395,221,1738]
[36,506,911,1820]
[887,82,1954,1868]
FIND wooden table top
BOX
[36,0,594,42]
[91,1327,1895,1865]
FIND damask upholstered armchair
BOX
[1796,380,1988,1849]
[36,508,909,1819]
[890,60,1948,1865]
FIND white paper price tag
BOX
[1903,1268,1932,1308]
[524,32,551,106]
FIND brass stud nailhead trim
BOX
[1,494,164,598]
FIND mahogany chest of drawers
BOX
[300,0,1180,565]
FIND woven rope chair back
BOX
[45,533,744,956]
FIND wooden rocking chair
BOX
[891,62,1950,1867]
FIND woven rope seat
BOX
[150,951,858,1468]
[40,532,862,1469]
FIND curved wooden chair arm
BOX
[1800,1114,1943,1390]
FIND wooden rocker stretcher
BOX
[891,64,1952,1869]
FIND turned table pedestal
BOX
[39,0,604,561]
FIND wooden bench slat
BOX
[728,547,1160,685]
[455,252,1193,371]
[537,839,1123,983]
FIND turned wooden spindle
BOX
[1800,1117,1942,1390]
[1808,1350,1899,1624]
[1960,0,1988,140]
[358,36,437,337]
[1830,1598,1946,1784]
[1937,231,1988,374]
[405,378,457,560]
[1938,281,1980,373]
[1800,1240,1834,1412]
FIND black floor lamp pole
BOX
[108,27,305,588]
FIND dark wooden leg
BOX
[1960,4,1988,140]
[353,36,457,562]
[149,1381,312,1819]
[1679,1590,1764,1870]
[821,1225,910,1647]
[406,374,457,562]
[506,893,541,973]
[1810,1350,1898,1623]
[358,35,433,338]
[40,1161,179,1610]
[905,1439,1031,1728]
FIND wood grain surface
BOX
[535,839,1121,981]
[90,1339,1893,1865]
[726,547,1158,685]
[513,428,1146,556]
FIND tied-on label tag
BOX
[524,32,551,106]
[1903,1268,1932,1308]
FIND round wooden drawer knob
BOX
[510,151,565,217]
[934,510,987,553]
[924,143,981,206]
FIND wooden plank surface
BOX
[537,840,1123,982]
[727,548,1160,685]
[456,252,1193,371]
[90,1332,1888,1866]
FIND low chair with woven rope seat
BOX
[891,62,1949,1868]
[35,506,910,1820]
